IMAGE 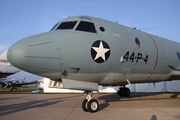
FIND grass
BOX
[0,87,43,94]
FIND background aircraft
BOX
[7,16,180,112]
[0,50,20,78]
[0,77,39,91]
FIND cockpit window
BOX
[76,21,97,33]
[50,23,59,31]
[56,21,77,30]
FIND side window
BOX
[57,21,77,30]
[76,21,97,33]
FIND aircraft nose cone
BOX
[7,39,28,69]
[7,33,62,79]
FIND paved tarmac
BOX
[0,93,180,120]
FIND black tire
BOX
[87,99,99,113]
[120,88,125,97]
[125,88,130,97]
[82,99,89,112]
[117,90,121,96]
[118,88,130,97]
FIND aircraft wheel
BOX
[87,99,99,113]
[117,90,121,96]
[82,99,89,112]
[117,90,124,96]
[118,88,130,97]
[120,88,125,97]
[125,88,130,97]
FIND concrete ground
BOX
[0,93,180,120]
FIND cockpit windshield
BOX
[50,23,59,31]
[76,21,97,33]
[50,19,97,34]
[56,21,77,30]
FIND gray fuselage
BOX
[7,16,180,86]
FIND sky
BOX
[0,0,180,81]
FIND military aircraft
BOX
[0,77,39,91]
[0,50,20,78]
[7,16,180,112]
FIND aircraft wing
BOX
[14,81,39,87]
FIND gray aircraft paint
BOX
[7,16,180,86]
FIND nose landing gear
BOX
[82,90,99,113]
[81,86,130,112]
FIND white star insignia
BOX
[92,41,110,61]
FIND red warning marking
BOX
[146,34,158,81]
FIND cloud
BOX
[120,17,137,27]
[49,13,67,19]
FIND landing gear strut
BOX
[82,90,99,113]
[117,85,130,97]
